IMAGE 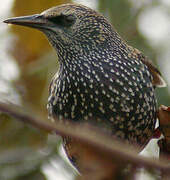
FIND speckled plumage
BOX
[4,3,166,170]
[45,4,162,146]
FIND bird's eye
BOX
[47,15,75,27]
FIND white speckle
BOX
[109,104,114,110]
[59,104,63,110]
[88,112,93,117]
[77,88,80,92]
[90,94,93,99]
[81,110,84,114]
[110,98,114,103]
[115,64,119,68]
[105,73,109,78]
[99,106,105,114]
[84,116,88,120]
[102,90,106,95]
[89,84,93,88]
[90,79,94,83]
[116,71,120,76]
[95,97,99,102]
[71,112,75,118]
[71,105,75,112]
[111,69,114,73]
[109,86,113,91]
[75,82,78,86]
[91,103,94,108]
[128,88,133,92]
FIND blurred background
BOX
[0,0,169,179]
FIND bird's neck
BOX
[56,41,130,70]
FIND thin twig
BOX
[0,102,170,174]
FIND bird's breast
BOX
[47,57,157,145]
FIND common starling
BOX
[4,3,166,169]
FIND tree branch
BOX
[0,102,169,175]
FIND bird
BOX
[4,3,166,171]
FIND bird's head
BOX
[4,4,121,61]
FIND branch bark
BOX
[0,102,170,179]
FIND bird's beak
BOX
[3,14,48,30]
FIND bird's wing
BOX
[128,46,166,88]
[141,58,166,88]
